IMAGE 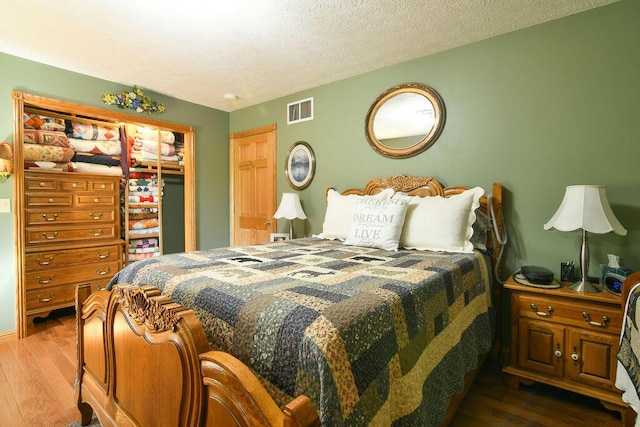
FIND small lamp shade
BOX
[274,193,307,220]
[544,185,626,293]
[544,185,626,235]
[274,193,306,239]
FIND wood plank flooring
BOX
[0,310,625,426]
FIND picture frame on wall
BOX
[270,232,290,242]
[285,141,315,190]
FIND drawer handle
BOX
[530,303,554,317]
[582,312,609,327]
[37,293,54,303]
[90,212,103,220]
[96,267,111,275]
[42,213,58,221]
[90,229,104,237]
[39,182,45,187]
[554,344,562,359]
[48,198,54,203]
[100,184,106,189]
[37,275,54,284]
[94,198,100,203]
[72,183,78,188]
[42,232,58,240]
[36,255,54,265]
[96,251,110,259]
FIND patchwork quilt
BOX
[108,238,494,426]
[617,283,640,418]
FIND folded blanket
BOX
[23,113,66,131]
[135,126,175,143]
[128,195,158,203]
[68,122,120,141]
[133,151,180,162]
[128,226,160,236]
[129,238,159,249]
[128,218,160,230]
[72,162,122,176]
[23,129,70,147]
[128,251,161,262]
[24,161,74,172]
[129,184,159,193]
[23,143,74,162]
[136,139,176,156]
[71,152,121,166]
[68,138,122,155]
[128,246,160,254]
[128,207,159,215]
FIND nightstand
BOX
[503,275,628,418]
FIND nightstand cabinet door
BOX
[518,318,564,377]
[566,327,618,391]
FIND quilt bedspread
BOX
[108,237,494,426]
[617,283,640,419]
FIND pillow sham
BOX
[314,188,394,241]
[344,196,409,251]
[400,187,484,253]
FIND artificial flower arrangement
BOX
[102,85,165,115]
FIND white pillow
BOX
[400,187,484,253]
[314,188,394,241]
[344,196,409,251]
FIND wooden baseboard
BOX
[0,329,17,344]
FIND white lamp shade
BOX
[274,193,307,220]
[544,185,627,235]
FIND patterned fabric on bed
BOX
[108,238,493,426]
[617,283,640,416]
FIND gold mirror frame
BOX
[365,82,446,159]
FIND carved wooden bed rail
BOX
[75,285,320,427]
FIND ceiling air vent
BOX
[287,97,314,125]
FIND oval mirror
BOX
[365,83,446,158]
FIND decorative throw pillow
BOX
[314,188,394,240]
[345,196,409,251]
[400,187,484,253]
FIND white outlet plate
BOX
[0,198,11,213]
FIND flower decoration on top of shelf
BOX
[102,85,165,115]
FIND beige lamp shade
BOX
[544,185,626,235]
[274,193,307,220]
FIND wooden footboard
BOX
[75,284,319,427]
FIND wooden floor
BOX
[0,310,625,427]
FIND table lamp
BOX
[274,193,307,238]
[544,185,626,292]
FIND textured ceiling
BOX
[1,0,617,112]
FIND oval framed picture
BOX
[284,141,315,190]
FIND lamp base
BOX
[569,279,601,293]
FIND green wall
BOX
[0,53,230,334]
[231,0,639,286]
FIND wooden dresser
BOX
[23,170,123,334]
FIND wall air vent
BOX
[287,97,314,125]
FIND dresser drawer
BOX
[25,245,122,271]
[76,194,117,206]
[61,179,88,191]
[25,260,120,291]
[517,294,622,331]
[25,208,117,226]
[26,283,77,312]
[26,225,118,245]
[25,176,58,191]
[25,193,73,207]
[90,179,118,192]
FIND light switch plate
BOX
[0,198,11,213]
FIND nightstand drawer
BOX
[517,294,622,331]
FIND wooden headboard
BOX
[339,174,505,278]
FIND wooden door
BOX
[517,318,565,377]
[230,124,276,246]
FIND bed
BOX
[75,175,506,426]
[617,272,640,426]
